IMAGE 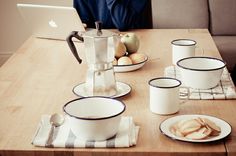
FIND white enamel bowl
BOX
[63,97,126,141]
[177,57,226,89]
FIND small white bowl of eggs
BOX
[113,53,148,72]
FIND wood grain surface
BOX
[0,29,235,156]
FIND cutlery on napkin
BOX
[32,115,139,148]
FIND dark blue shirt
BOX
[73,0,152,31]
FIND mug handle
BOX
[195,46,205,56]
[179,87,189,104]
[179,88,189,97]
[66,31,84,64]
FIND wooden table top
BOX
[0,29,235,156]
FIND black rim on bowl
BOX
[148,77,182,89]
[171,39,197,46]
[176,56,226,71]
[63,96,126,120]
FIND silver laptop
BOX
[17,3,85,40]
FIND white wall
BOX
[0,0,72,65]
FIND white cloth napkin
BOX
[32,115,139,148]
[164,66,236,100]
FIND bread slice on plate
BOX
[178,119,202,136]
[185,126,212,140]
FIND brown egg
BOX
[118,56,132,65]
[129,53,146,64]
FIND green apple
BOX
[121,33,139,53]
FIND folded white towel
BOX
[164,66,236,100]
[32,115,139,148]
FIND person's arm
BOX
[73,0,95,28]
[106,0,147,31]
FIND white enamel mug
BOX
[172,39,197,65]
[149,77,181,115]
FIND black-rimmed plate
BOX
[73,81,131,98]
[113,55,148,72]
[159,114,231,143]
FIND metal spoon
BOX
[45,113,64,147]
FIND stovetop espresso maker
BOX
[66,21,118,97]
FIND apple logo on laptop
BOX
[49,20,58,28]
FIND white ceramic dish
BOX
[113,55,148,72]
[159,114,231,143]
[177,57,226,89]
[73,81,131,98]
[63,97,126,141]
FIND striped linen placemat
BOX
[164,66,236,100]
[32,115,139,148]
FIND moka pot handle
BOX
[66,31,84,64]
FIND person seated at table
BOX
[73,0,152,31]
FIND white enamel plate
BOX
[159,114,231,143]
[73,81,131,98]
